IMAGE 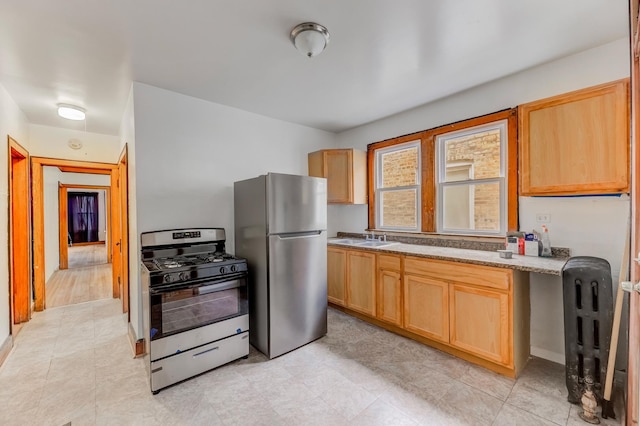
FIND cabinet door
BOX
[325,150,353,203]
[520,79,629,195]
[403,274,449,343]
[377,269,402,326]
[449,283,510,365]
[346,251,376,316]
[327,248,346,306]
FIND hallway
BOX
[0,299,130,425]
[46,245,111,309]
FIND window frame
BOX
[435,119,508,236]
[374,140,422,231]
[367,108,518,236]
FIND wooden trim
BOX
[60,183,111,191]
[367,109,517,235]
[0,335,13,368]
[58,185,68,269]
[71,241,106,247]
[58,166,111,175]
[421,132,435,232]
[367,130,426,152]
[507,108,519,231]
[128,322,145,357]
[118,145,130,316]
[31,157,117,311]
[9,136,31,323]
[330,303,517,378]
[367,148,375,229]
[31,157,116,170]
[110,167,121,299]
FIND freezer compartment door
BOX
[267,173,327,234]
[268,231,327,358]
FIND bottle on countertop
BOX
[540,225,552,257]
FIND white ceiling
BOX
[0,0,629,136]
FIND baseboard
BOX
[128,322,145,358]
[0,335,13,368]
[530,346,565,365]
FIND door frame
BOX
[31,157,123,311]
[59,184,111,270]
[8,137,30,327]
[117,145,130,316]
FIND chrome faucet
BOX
[378,233,387,242]
[365,231,376,241]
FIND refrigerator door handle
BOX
[275,231,323,239]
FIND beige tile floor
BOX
[0,299,624,426]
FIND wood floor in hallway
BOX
[46,245,112,308]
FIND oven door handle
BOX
[197,279,244,295]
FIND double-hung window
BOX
[368,108,516,235]
[436,120,507,235]
[375,140,421,231]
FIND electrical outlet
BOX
[536,213,551,223]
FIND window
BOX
[375,140,421,231]
[367,109,517,236]
[436,120,507,235]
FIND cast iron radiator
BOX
[562,256,613,404]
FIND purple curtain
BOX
[68,192,99,243]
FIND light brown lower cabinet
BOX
[346,251,376,316]
[326,248,530,378]
[376,254,403,326]
[403,274,449,343]
[327,247,347,306]
[449,283,509,364]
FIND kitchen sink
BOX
[331,238,366,245]
[355,240,399,248]
[331,238,398,248]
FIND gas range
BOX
[143,252,248,286]
[140,227,250,394]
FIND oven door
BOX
[149,273,248,341]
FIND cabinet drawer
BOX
[404,257,511,291]
[378,254,401,271]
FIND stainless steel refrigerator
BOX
[234,172,328,359]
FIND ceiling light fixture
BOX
[57,104,86,121]
[290,22,330,58]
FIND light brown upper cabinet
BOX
[308,149,367,204]
[519,79,630,196]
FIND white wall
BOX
[43,170,110,282]
[43,166,62,282]
[119,87,140,338]
[29,124,121,163]
[125,82,337,339]
[333,38,631,363]
[0,83,30,344]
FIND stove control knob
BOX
[163,274,171,283]
[219,266,226,274]
[180,272,190,281]
[230,265,237,272]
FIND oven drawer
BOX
[151,314,249,360]
[150,331,249,393]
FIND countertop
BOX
[328,238,568,275]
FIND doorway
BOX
[8,136,30,330]
[58,184,111,270]
[31,156,129,313]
